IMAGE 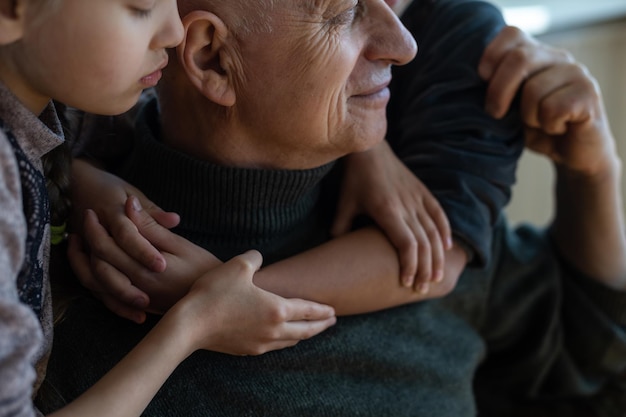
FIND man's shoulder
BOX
[403,0,504,42]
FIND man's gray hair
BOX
[178,0,276,36]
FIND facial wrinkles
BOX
[285,0,357,81]
[230,0,359,153]
[299,0,364,150]
[246,3,330,85]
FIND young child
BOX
[0,1,335,416]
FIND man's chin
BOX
[359,136,386,153]
[353,125,387,153]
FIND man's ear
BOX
[0,0,26,44]
[177,11,236,107]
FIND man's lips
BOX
[354,79,391,97]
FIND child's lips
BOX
[141,58,169,87]
[140,69,163,87]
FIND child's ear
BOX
[177,11,236,107]
[0,0,26,44]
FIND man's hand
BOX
[479,26,616,177]
[479,25,626,286]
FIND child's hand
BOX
[332,141,452,293]
[71,159,180,272]
[68,196,222,322]
[172,250,337,356]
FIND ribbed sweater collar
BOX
[119,98,335,256]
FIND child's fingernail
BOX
[433,270,444,283]
[150,256,166,272]
[133,297,148,309]
[131,196,142,212]
[403,276,413,287]
[417,283,429,294]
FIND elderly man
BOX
[43,0,626,416]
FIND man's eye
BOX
[328,1,359,26]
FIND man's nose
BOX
[365,0,418,66]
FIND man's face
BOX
[230,0,417,168]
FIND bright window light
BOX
[502,6,552,34]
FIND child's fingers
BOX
[376,213,418,288]
[67,233,149,323]
[124,195,184,256]
[407,213,433,293]
[424,220,445,285]
[143,200,181,230]
[150,210,181,229]
[99,293,148,324]
[422,196,450,284]
[225,250,264,280]
[266,315,338,352]
[82,209,154,302]
[424,195,451,250]
[281,296,336,323]
[413,241,431,294]
[280,297,338,343]
[414,210,449,291]
[93,195,165,273]
[83,209,143,275]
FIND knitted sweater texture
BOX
[46,95,626,417]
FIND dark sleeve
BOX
[387,0,524,267]
[474,221,626,416]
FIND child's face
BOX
[11,0,183,115]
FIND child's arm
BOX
[50,251,336,417]
[332,140,452,293]
[70,191,465,317]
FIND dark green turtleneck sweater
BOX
[45,94,626,417]
[118,98,337,265]
[45,1,626,415]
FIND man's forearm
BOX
[254,227,466,316]
[552,157,626,289]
